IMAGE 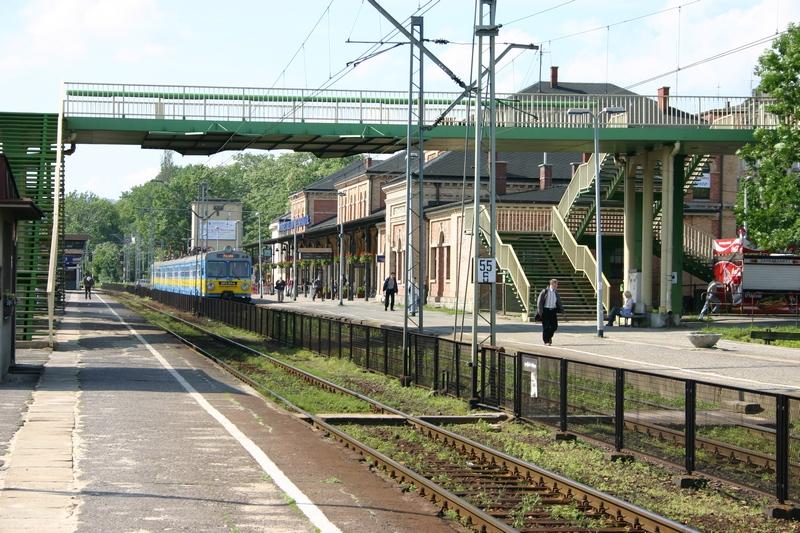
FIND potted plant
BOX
[356,285,366,298]
[359,253,374,264]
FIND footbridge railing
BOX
[63,82,778,130]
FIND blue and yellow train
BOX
[152,250,252,299]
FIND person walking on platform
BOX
[606,290,634,326]
[383,272,398,311]
[312,276,323,301]
[537,278,563,345]
[83,273,95,300]
[275,278,286,302]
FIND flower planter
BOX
[688,332,722,348]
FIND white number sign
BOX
[477,258,496,284]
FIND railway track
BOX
[132,298,694,533]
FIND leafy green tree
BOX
[737,23,800,251]
[64,191,121,245]
[91,242,121,282]
[236,152,358,244]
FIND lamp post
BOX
[338,192,346,306]
[292,220,298,301]
[256,211,263,298]
[567,105,625,338]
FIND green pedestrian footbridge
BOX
[0,82,779,339]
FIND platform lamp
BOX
[567,105,625,338]
[338,192,346,306]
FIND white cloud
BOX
[1,0,165,76]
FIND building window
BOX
[693,169,711,200]
[444,246,451,280]
[430,249,437,280]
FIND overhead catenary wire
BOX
[454,0,480,341]
[500,0,575,26]
[625,30,787,90]
[270,0,336,88]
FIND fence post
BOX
[365,327,371,369]
[685,380,696,474]
[559,358,568,433]
[348,322,354,361]
[318,317,323,354]
[338,320,343,358]
[615,368,625,452]
[514,352,522,418]
[455,344,461,398]
[480,346,487,404]
[433,339,440,392]
[383,329,389,375]
[776,394,789,503]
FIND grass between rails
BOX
[115,294,799,532]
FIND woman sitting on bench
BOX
[606,291,634,326]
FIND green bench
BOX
[750,329,800,345]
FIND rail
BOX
[549,207,611,312]
[63,82,778,129]
[103,285,800,505]
[140,297,694,533]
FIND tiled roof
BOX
[518,80,637,96]
[302,158,367,192]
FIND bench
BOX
[750,329,800,345]
[621,313,647,327]
[620,303,647,327]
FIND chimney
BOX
[657,86,670,113]
[539,163,552,190]
[496,160,508,195]
[364,156,373,168]
[550,66,559,88]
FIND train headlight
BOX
[206,281,215,290]
[241,283,250,291]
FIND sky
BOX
[2,0,797,199]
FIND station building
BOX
[251,74,747,320]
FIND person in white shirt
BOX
[606,290,634,326]
[536,278,563,345]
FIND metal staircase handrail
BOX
[467,206,531,315]
[556,152,610,217]
[550,206,611,312]
[655,220,715,264]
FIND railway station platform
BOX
[252,292,800,397]
[0,292,454,533]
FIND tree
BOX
[64,191,121,245]
[91,242,122,282]
[737,23,800,251]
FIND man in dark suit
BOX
[382,272,398,311]
[537,278,563,345]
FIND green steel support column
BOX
[634,191,643,270]
[671,153,685,315]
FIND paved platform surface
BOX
[0,292,454,532]
[253,292,800,397]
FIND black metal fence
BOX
[107,284,800,504]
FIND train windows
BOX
[230,261,250,277]
[206,261,226,277]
